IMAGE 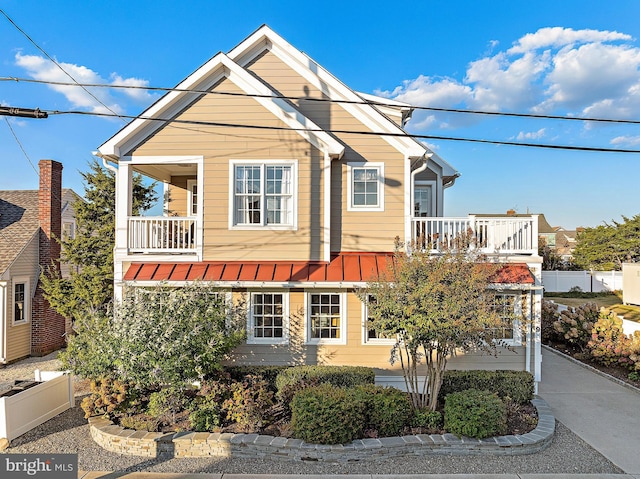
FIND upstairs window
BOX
[347,162,384,212]
[230,161,296,228]
[187,179,198,216]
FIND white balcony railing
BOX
[128,217,197,254]
[411,215,538,255]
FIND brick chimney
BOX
[32,159,66,356]
[506,209,516,216]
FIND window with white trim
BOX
[187,179,198,216]
[231,161,296,228]
[347,162,384,211]
[307,292,345,343]
[13,279,29,325]
[248,292,288,344]
[62,221,76,239]
[490,292,522,345]
[362,295,394,344]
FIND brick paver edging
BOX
[88,397,554,462]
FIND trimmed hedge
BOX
[225,365,290,392]
[275,365,375,400]
[439,370,534,404]
[444,389,507,439]
[290,384,366,444]
[352,384,412,437]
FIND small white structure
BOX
[0,370,73,442]
[623,263,640,306]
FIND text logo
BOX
[2,454,77,479]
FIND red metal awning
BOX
[123,253,535,285]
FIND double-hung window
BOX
[230,161,296,228]
[13,279,29,325]
[248,292,288,344]
[347,162,384,211]
[491,292,522,345]
[362,295,394,344]
[307,292,346,344]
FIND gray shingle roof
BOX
[0,190,40,275]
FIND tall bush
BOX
[60,283,246,389]
[588,312,632,367]
[552,302,599,350]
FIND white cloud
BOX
[110,74,156,102]
[516,128,546,140]
[383,27,640,132]
[611,135,640,146]
[14,53,157,115]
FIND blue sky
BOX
[1,0,639,229]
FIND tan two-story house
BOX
[97,25,543,388]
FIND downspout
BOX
[0,282,6,363]
[410,153,432,207]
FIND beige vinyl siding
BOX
[167,176,191,217]
[227,289,528,375]
[5,234,38,362]
[132,77,325,261]
[247,51,406,253]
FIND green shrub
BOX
[290,384,365,444]
[444,389,507,439]
[352,384,411,437]
[411,408,443,430]
[225,365,290,392]
[189,402,224,432]
[120,414,160,432]
[276,365,374,400]
[223,376,274,432]
[146,387,190,425]
[439,370,533,405]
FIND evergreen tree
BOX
[572,214,640,270]
[41,159,157,321]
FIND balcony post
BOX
[532,214,539,255]
[114,162,132,302]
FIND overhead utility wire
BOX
[48,109,640,154]
[0,9,126,123]
[3,76,640,126]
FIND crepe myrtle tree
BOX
[60,282,246,390]
[358,239,515,412]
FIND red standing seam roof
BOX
[123,253,534,285]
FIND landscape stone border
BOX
[88,397,555,462]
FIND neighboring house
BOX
[0,160,76,364]
[97,26,543,388]
[554,227,579,262]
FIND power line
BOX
[0,9,126,124]
[47,109,640,154]
[3,76,640,126]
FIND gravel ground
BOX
[0,354,624,475]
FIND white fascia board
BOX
[228,26,427,159]
[98,52,230,159]
[428,150,459,179]
[98,52,343,161]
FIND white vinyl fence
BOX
[542,270,623,293]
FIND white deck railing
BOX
[128,217,197,254]
[411,215,538,255]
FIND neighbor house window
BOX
[490,292,522,345]
[362,295,394,344]
[62,221,75,239]
[230,161,296,228]
[248,292,288,344]
[13,280,29,325]
[307,292,346,344]
[347,162,384,211]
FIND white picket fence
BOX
[542,270,623,293]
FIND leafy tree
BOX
[359,240,512,411]
[41,159,157,321]
[572,214,640,270]
[59,283,246,389]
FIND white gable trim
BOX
[98,53,344,161]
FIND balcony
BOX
[128,217,198,254]
[411,215,538,255]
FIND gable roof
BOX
[98,51,344,160]
[0,190,40,275]
[227,25,458,178]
